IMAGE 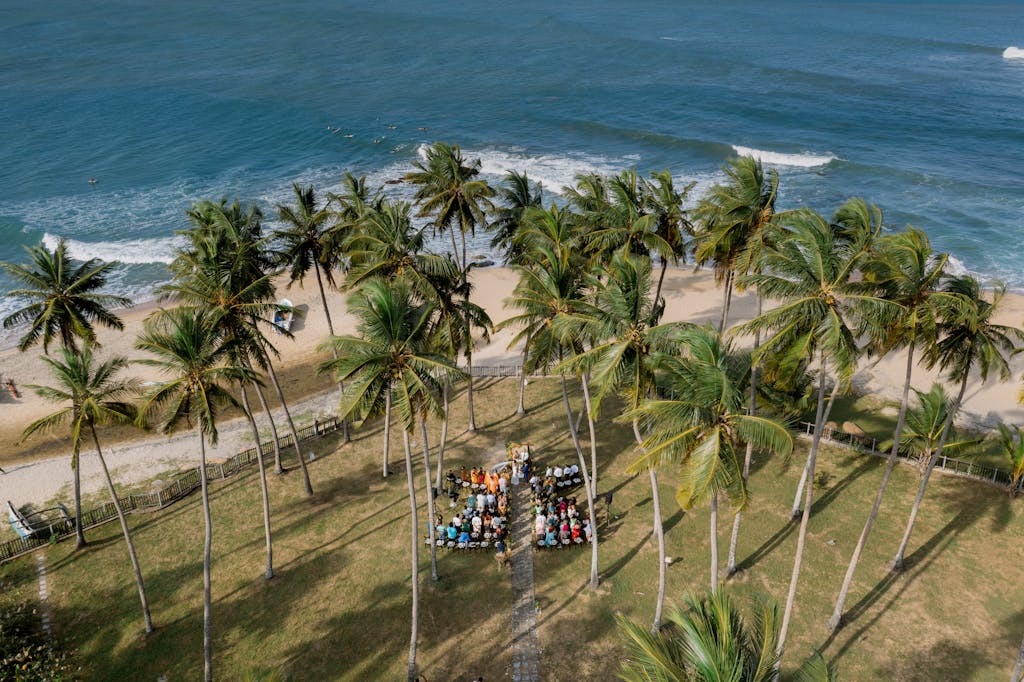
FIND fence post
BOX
[870,438,876,454]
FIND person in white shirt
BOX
[545,466,553,478]
[486,492,496,508]
[471,515,483,534]
[553,465,564,479]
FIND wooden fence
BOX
[0,416,340,564]
[799,421,1022,491]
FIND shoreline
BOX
[1,265,1022,509]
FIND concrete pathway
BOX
[35,552,51,635]
[509,480,541,681]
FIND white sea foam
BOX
[409,143,625,195]
[1002,46,1024,60]
[42,232,181,265]
[730,145,837,168]
[945,253,970,277]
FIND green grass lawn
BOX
[1,377,1022,680]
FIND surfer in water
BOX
[88,177,97,184]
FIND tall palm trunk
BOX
[265,362,313,496]
[776,353,840,671]
[719,268,734,332]
[251,379,285,475]
[458,230,476,433]
[828,339,916,630]
[580,373,599,498]
[710,493,719,592]
[90,425,152,632]
[420,418,439,581]
[73,454,87,548]
[466,328,476,432]
[560,374,599,590]
[891,371,969,570]
[196,425,214,682]
[1011,631,1024,682]
[789,375,842,518]
[239,383,274,581]
[727,296,762,575]
[402,429,420,682]
[314,260,350,444]
[654,257,669,305]
[383,391,392,478]
[434,381,449,494]
[516,339,529,416]
[632,419,665,631]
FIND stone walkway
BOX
[509,480,541,681]
[35,552,51,636]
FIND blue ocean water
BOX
[2,1,1023,329]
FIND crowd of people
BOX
[423,445,591,555]
[428,466,511,551]
[529,462,591,549]
[532,491,591,548]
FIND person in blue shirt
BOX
[446,523,458,541]
[458,529,471,544]
[545,527,557,547]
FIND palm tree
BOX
[498,245,601,590]
[137,307,253,681]
[1,238,131,354]
[318,279,463,681]
[489,170,543,266]
[561,252,687,628]
[643,169,694,305]
[2,238,131,548]
[579,170,672,268]
[698,162,786,577]
[628,326,793,593]
[884,383,978,467]
[891,276,1022,570]
[343,199,459,299]
[22,346,153,633]
[736,207,899,667]
[169,199,314,494]
[996,422,1024,495]
[827,225,957,631]
[693,156,779,331]
[425,265,491,493]
[274,182,351,443]
[617,589,836,682]
[407,141,495,431]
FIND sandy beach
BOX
[1,266,1022,511]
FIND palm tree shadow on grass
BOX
[602,509,685,583]
[820,509,970,661]
[735,454,877,573]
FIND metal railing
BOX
[0,416,341,564]
[799,421,1021,490]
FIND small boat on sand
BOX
[8,500,72,540]
[273,299,294,334]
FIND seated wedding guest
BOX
[471,515,483,534]
[447,523,459,541]
[583,519,593,543]
[485,491,496,508]
[491,514,503,530]
[461,466,470,483]
[498,473,509,494]
[571,519,581,542]
[461,518,472,535]
[495,538,506,555]
[559,521,570,543]
[535,513,546,540]
[458,528,471,544]
[553,464,564,480]
[545,465,553,478]
[545,526,557,547]
[466,492,477,510]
